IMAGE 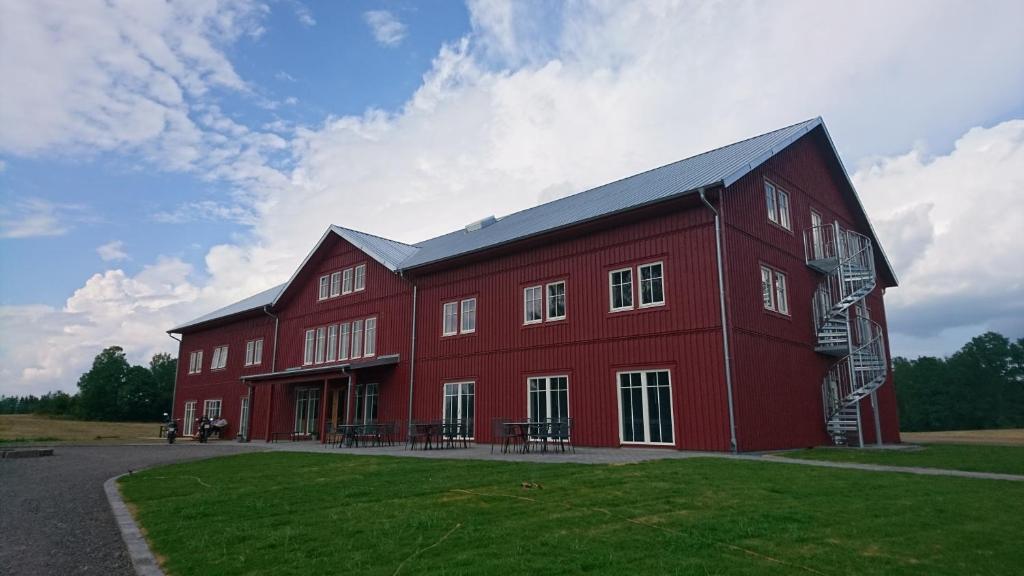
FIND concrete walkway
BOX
[759,454,1024,482]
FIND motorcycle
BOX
[196,415,213,443]
[163,413,179,444]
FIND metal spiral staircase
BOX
[803,223,888,446]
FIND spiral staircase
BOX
[804,223,888,446]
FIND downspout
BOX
[262,305,279,372]
[405,278,418,431]
[167,333,182,422]
[255,304,279,442]
[699,187,739,453]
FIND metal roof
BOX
[170,117,894,334]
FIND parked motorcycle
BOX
[163,413,179,444]
[196,415,213,443]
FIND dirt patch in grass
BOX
[901,429,1024,446]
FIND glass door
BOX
[443,382,475,437]
[294,388,321,436]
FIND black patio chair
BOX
[407,421,432,450]
[551,417,575,453]
[526,420,551,453]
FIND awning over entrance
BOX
[242,354,400,385]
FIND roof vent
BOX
[465,215,497,232]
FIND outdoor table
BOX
[504,422,533,453]
[334,424,360,447]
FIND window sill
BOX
[763,308,792,320]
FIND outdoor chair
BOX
[407,421,433,450]
[550,418,575,453]
[491,417,522,454]
[526,420,551,453]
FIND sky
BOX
[0,0,1022,397]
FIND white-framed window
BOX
[524,286,543,324]
[293,388,320,436]
[330,271,341,297]
[460,298,476,334]
[638,262,665,307]
[210,345,228,370]
[810,209,824,259]
[351,319,363,358]
[442,302,458,336]
[528,376,569,424]
[617,370,673,445]
[364,317,377,357]
[342,268,353,294]
[318,275,330,300]
[761,265,789,315]
[609,268,633,311]
[443,381,475,438]
[326,325,338,362]
[244,339,263,366]
[303,329,315,365]
[354,383,379,424]
[203,398,222,419]
[238,396,250,439]
[546,281,566,320]
[354,264,366,291]
[188,350,203,374]
[339,323,350,360]
[183,401,196,435]
[315,327,326,364]
[765,180,791,230]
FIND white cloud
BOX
[291,1,316,27]
[0,197,92,238]
[152,200,258,225]
[364,10,407,46]
[96,240,129,261]
[3,0,1024,395]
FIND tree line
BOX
[893,332,1023,431]
[0,346,175,422]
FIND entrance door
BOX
[443,382,475,438]
[294,388,321,435]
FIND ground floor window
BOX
[294,388,320,436]
[183,401,196,435]
[204,399,222,419]
[239,396,250,439]
[618,370,673,445]
[528,376,569,422]
[443,381,475,438]
[353,383,378,425]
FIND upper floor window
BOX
[351,320,364,358]
[210,345,228,370]
[329,271,341,297]
[339,323,351,360]
[303,329,315,365]
[638,262,664,307]
[546,281,566,320]
[315,327,326,363]
[761,265,789,315]
[354,264,366,291]
[524,286,543,324]
[342,268,354,294]
[318,275,330,300]
[765,180,791,230]
[442,298,476,336]
[609,268,634,311]
[244,339,263,367]
[364,317,377,356]
[326,325,338,362]
[188,350,203,374]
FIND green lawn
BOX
[781,444,1024,476]
[119,453,1023,576]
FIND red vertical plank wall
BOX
[720,134,900,450]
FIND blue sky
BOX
[1,0,1022,396]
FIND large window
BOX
[354,264,366,291]
[524,286,543,324]
[354,383,378,424]
[351,320,363,358]
[443,381,475,437]
[339,323,350,360]
[303,329,315,365]
[765,180,791,230]
[460,298,476,333]
[546,282,566,320]
[326,325,338,362]
[210,346,228,370]
[294,388,320,436]
[239,396,250,439]
[761,265,789,315]
[315,327,326,364]
[364,318,377,357]
[183,401,196,435]
[638,262,664,307]
[528,376,569,423]
[188,350,203,374]
[203,398,222,419]
[618,370,673,445]
[244,339,263,366]
[609,268,633,311]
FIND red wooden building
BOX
[169,118,900,452]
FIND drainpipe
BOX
[406,283,418,430]
[262,305,279,372]
[257,305,280,443]
[699,187,739,453]
[167,333,181,422]
[243,382,254,442]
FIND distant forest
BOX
[2,334,1022,430]
[0,346,175,422]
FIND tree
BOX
[149,352,177,416]
[77,346,130,420]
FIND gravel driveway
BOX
[0,443,260,576]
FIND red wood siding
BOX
[720,134,900,450]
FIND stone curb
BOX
[103,473,166,576]
[0,448,54,458]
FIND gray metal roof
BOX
[400,117,823,268]
[169,282,283,333]
[171,117,894,334]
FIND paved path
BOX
[0,443,261,576]
[759,455,1024,481]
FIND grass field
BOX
[900,428,1024,446]
[0,414,162,443]
[782,443,1024,476]
[120,452,1024,576]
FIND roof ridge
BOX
[331,224,418,248]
